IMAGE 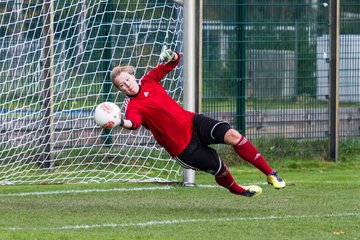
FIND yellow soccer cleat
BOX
[241,185,262,197]
[267,171,286,189]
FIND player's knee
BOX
[224,129,242,146]
[211,122,231,142]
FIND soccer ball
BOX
[94,102,122,129]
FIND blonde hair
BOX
[110,66,134,89]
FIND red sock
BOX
[215,165,246,195]
[233,136,273,175]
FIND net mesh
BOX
[0,0,184,184]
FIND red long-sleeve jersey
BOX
[124,53,195,157]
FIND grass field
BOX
[0,162,359,240]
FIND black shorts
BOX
[176,114,231,175]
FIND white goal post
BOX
[0,0,199,185]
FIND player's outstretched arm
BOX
[143,49,180,83]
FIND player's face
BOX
[114,72,139,96]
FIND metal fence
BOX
[202,0,360,159]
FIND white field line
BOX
[2,212,359,231]
[0,184,264,197]
[0,186,171,197]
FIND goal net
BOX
[0,0,184,184]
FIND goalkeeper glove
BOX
[160,49,176,64]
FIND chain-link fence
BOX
[202,0,360,161]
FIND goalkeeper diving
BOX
[110,48,286,197]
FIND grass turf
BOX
[0,162,359,240]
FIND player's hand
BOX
[160,49,177,64]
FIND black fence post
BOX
[328,0,340,161]
[236,0,246,135]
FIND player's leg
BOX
[176,132,261,197]
[223,129,273,174]
[221,128,286,189]
[214,161,262,197]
